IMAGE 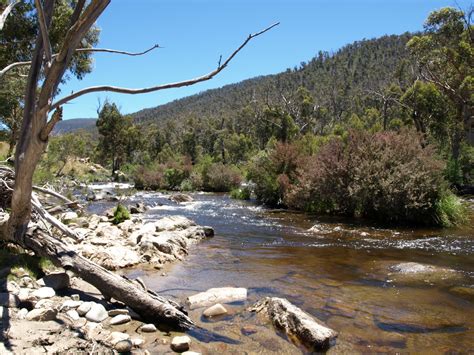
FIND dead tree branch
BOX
[50,22,280,111]
[0,0,19,30]
[35,0,53,65]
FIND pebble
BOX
[241,325,258,336]
[182,352,201,355]
[171,335,191,352]
[85,302,108,322]
[71,294,80,301]
[114,339,133,353]
[110,314,131,325]
[139,323,157,332]
[60,300,82,311]
[31,287,56,299]
[132,338,145,347]
[107,331,130,345]
[203,303,227,317]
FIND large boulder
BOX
[251,297,337,352]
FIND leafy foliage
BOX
[112,204,130,225]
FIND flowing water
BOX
[89,191,474,353]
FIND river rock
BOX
[77,301,92,316]
[66,309,80,321]
[171,335,191,352]
[169,193,193,203]
[182,352,201,355]
[114,339,133,353]
[95,224,123,239]
[31,287,56,299]
[60,300,82,311]
[17,308,28,319]
[251,297,338,352]
[140,323,157,332]
[187,287,247,309]
[130,202,147,214]
[85,302,108,322]
[108,308,129,317]
[0,293,19,307]
[37,272,70,290]
[107,331,130,344]
[203,303,228,317]
[155,216,196,231]
[60,211,78,222]
[110,314,131,325]
[132,338,145,347]
[388,262,462,285]
[26,308,58,321]
[449,286,474,301]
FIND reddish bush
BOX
[285,130,447,224]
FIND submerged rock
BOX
[114,339,133,352]
[203,303,228,317]
[187,287,247,309]
[251,297,337,352]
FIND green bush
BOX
[112,204,130,225]
[435,191,468,227]
[230,186,251,200]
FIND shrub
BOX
[203,163,242,192]
[286,129,463,226]
[133,166,165,190]
[248,142,303,206]
[112,204,130,225]
[230,186,251,200]
[435,191,468,227]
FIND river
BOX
[88,190,474,353]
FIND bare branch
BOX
[76,44,162,56]
[0,0,19,31]
[50,22,280,111]
[40,106,62,141]
[35,0,53,64]
[0,61,31,78]
[0,44,162,79]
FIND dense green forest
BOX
[2,7,473,226]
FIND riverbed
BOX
[89,191,474,353]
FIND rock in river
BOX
[203,303,228,317]
[251,297,337,352]
[85,302,108,322]
[187,287,247,309]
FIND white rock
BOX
[61,211,78,222]
[171,335,191,352]
[108,308,129,317]
[26,308,57,321]
[85,302,108,322]
[187,287,247,309]
[107,331,130,345]
[110,314,131,325]
[71,294,80,301]
[203,303,227,317]
[77,301,92,316]
[17,308,28,319]
[31,287,56,299]
[60,300,82,311]
[182,352,201,355]
[131,338,145,347]
[66,309,80,321]
[17,288,30,302]
[139,323,157,332]
[34,299,54,309]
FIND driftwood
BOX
[251,297,338,352]
[0,166,194,330]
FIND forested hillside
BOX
[132,33,414,131]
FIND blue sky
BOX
[58,0,472,120]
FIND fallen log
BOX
[0,165,194,330]
[251,297,337,352]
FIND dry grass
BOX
[0,142,9,159]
